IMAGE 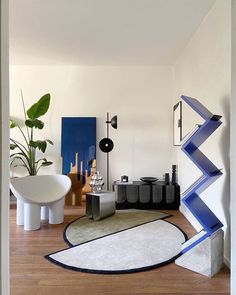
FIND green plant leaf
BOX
[29,140,37,148]
[10,156,29,172]
[25,120,34,128]
[40,141,47,153]
[41,161,53,166]
[27,93,50,119]
[25,119,44,129]
[46,139,53,145]
[10,144,17,150]
[33,119,44,129]
[12,162,28,169]
[10,92,52,175]
[10,119,17,128]
[35,158,47,164]
[10,155,26,162]
[29,140,47,153]
[10,152,25,158]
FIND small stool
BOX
[86,191,115,221]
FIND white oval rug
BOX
[46,219,187,274]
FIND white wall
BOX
[173,0,231,264]
[10,66,175,186]
[1,0,9,293]
[231,0,236,292]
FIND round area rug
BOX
[64,209,171,246]
[46,219,188,274]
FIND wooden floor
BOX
[10,205,230,295]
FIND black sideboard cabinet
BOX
[113,181,180,210]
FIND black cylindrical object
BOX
[171,165,177,184]
[165,173,170,185]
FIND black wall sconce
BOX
[99,112,118,190]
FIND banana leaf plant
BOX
[10,93,53,175]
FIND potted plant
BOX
[10,93,53,175]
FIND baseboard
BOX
[180,205,231,270]
[224,256,230,269]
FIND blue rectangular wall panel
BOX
[61,117,96,183]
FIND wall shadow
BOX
[220,95,230,262]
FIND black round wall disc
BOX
[99,138,114,153]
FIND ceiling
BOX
[10,0,215,66]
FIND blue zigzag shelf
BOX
[180,95,223,253]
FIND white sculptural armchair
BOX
[10,175,71,230]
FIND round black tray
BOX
[140,177,158,184]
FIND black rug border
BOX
[63,210,172,247]
[45,217,188,275]
[45,250,183,275]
